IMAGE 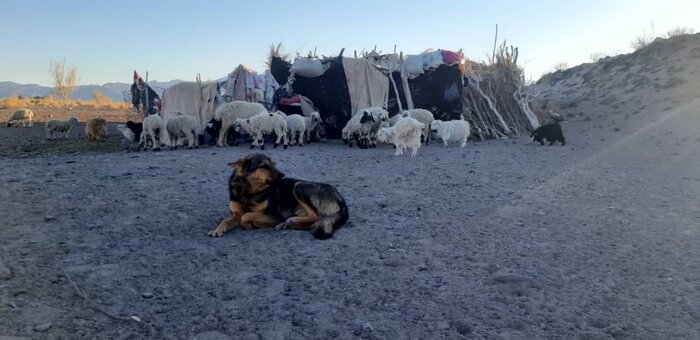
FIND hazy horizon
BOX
[1,0,698,87]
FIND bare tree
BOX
[49,60,78,108]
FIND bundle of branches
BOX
[462,42,544,140]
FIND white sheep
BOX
[401,108,434,144]
[281,113,306,146]
[140,113,164,151]
[303,111,323,143]
[378,116,425,157]
[45,117,79,139]
[341,112,365,147]
[117,124,135,142]
[214,101,267,147]
[430,119,470,147]
[6,109,34,127]
[233,111,288,150]
[165,112,199,150]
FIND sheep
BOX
[401,108,434,144]
[165,112,199,150]
[388,113,403,127]
[358,107,389,148]
[377,116,425,157]
[85,117,107,142]
[531,122,566,146]
[6,109,34,127]
[117,124,135,142]
[125,121,143,142]
[140,113,164,151]
[233,111,288,150]
[281,113,307,146]
[341,112,365,147]
[45,117,79,139]
[430,119,470,148]
[303,111,323,143]
[214,101,267,147]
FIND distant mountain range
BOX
[0,80,184,102]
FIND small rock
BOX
[418,264,429,271]
[437,321,450,330]
[34,323,52,332]
[491,271,533,284]
[362,322,374,332]
[606,325,625,338]
[141,292,154,299]
[450,320,472,335]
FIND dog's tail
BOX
[311,199,349,240]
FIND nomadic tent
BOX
[269,48,468,137]
[160,81,221,130]
[269,44,541,140]
[269,54,390,137]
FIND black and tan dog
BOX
[208,153,349,239]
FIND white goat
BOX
[165,113,199,149]
[430,119,470,147]
[214,101,267,147]
[7,109,34,127]
[378,116,425,157]
[233,111,288,150]
[402,108,434,144]
[45,117,79,139]
[140,113,164,151]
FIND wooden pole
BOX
[144,71,149,118]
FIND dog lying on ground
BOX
[208,153,349,239]
[531,122,566,146]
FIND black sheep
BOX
[204,118,247,146]
[125,121,143,142]
[531,122,566,146]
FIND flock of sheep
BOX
[4,102,472,157]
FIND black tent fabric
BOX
[269,56,465,138]
[270,57,351,138]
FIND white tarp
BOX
[341,57,390,116]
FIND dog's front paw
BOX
[274,221,292,230]
[208,228,225,237]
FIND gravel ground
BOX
[1,96,699,339]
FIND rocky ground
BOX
[1,34,700,339]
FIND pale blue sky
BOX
[1,0,698,86]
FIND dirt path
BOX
[1,100,699,338]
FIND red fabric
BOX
[279,95,302,105]
[441,50,463,65]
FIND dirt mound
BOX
[533,33,700,124]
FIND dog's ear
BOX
[227,159,245,173]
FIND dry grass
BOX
[631,25,696,51]
[0,97,135,122]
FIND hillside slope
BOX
[532,33,700,131]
